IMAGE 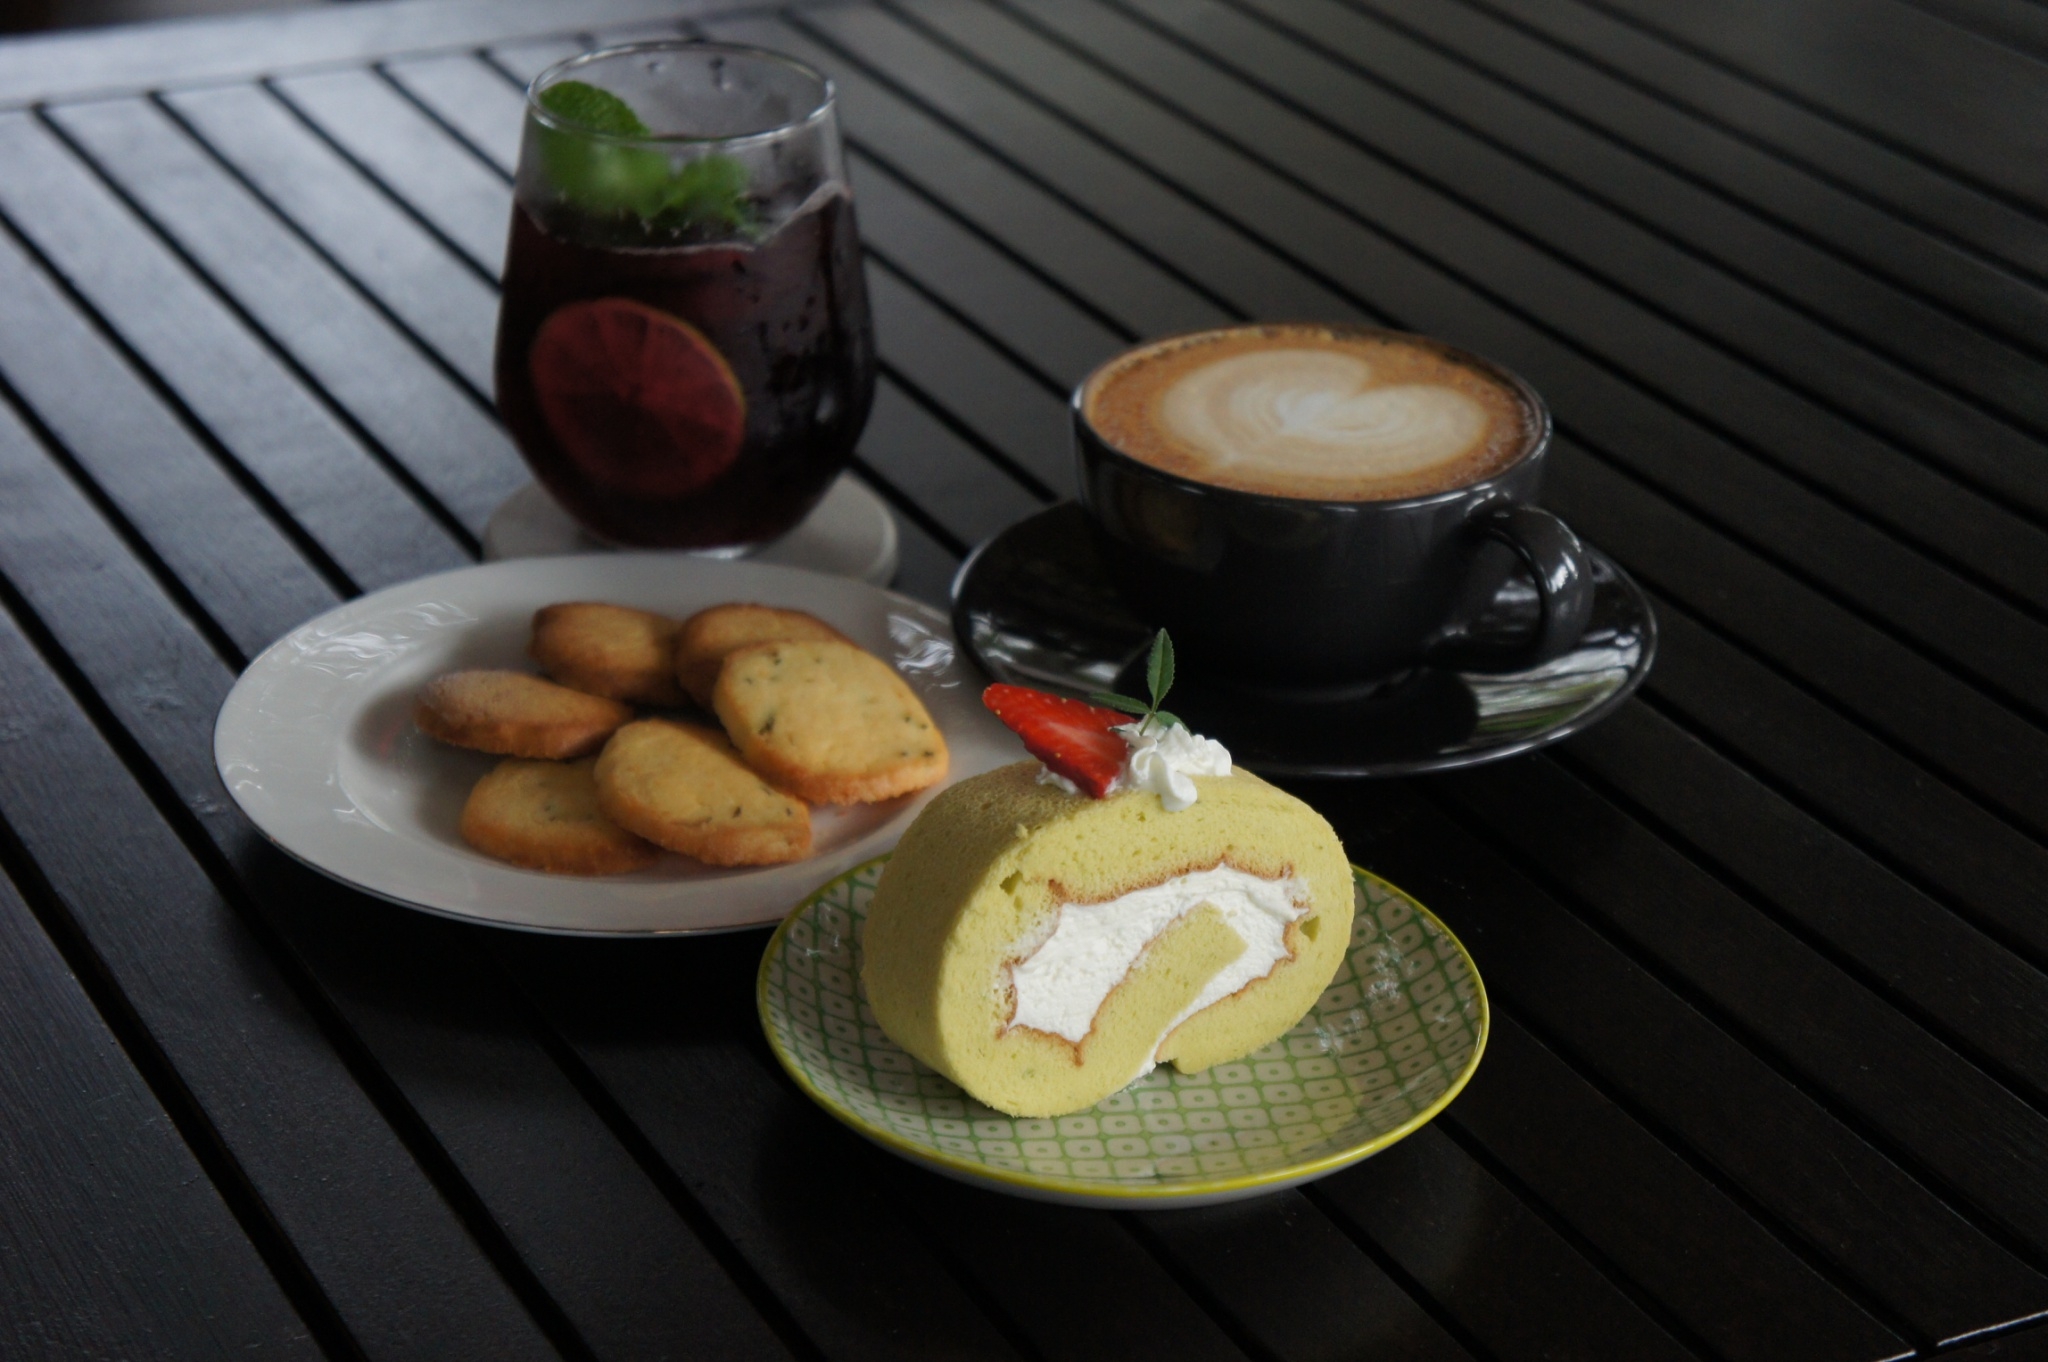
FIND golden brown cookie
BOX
[673,603,852,708]
[459,757,660,875]
[529,602,687,706]
[414,670,631,758]
[712,640,949,805]
[593,719,812,866]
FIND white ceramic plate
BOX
[213,555,1016,935]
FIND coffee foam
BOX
[1083,326,1538,501]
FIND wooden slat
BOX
[1540,447,2048,842]
[791,2,1355,320]
[495,930,1035,1362]
[167,81,499,397]
[0,859,320,1359]
[1344,0,2048,358]
[46,96,523,538]
[382,51,533,173]
[0,0,690,107]
[892,1177,1251,1362]
[273,65,514,277]
[1447,1016,1903,1360]
[1587,0,2048,217]
[1435,753,2048,1259]
[1317,780,2048,1343]
[1188,0,2048,551]
[0,407,563,1360]
[1134,1195,1477,1362]
[1313,1127,1699,1362]
[1558,693,2048,1098]
[707,13,1228,338]
[1948,1319,2048,1359]
[0,110,471,593]
[242,870,805,1362]
[1477,0,2048,285]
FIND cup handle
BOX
[1441,503,1595,672]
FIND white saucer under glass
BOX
[483,471,900,586]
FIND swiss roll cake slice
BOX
[861,761,1352,1118]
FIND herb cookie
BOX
[593,718,812,866]
[415,670,631,758]
[530,602,688,706]
[712,640,948,805]
[459,757,660,875]
[673,602,851,708]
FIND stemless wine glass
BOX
[494,42,876,551]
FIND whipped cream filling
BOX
[1007,866,1309,1059]
[1037,717,1232,810]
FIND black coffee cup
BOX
[1074,324,1593,688]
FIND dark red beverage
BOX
[494,189,875,549]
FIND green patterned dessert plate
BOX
[758,856,1488,1207]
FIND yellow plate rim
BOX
[757,854,1489,1202]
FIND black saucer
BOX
[950,504,1656,777]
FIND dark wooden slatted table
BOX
[3,0,2047,1356]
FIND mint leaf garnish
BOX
[536,81,757,235]
[539,80,651,137]
[655,154,756,234]
[1090,630,1183,731]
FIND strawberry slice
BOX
[982,684,1129,798]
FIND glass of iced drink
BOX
[494,42,876,550]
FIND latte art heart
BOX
[1160,350,1489,482]
[1082,325,1536,501]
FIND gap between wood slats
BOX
[1455,0,2048,296]
[22,112,483,561]
[1343,0,2048,370]
[1331,777,2048,1346]
[1564,0,2048,228]
[0,729,356,1360]
[1,653,594,1361]
[1205,0,2048,483]
[0,113,475,588]
[0,212,365,608]
[1568,687,2048,1098]
[0,355,798,1362]
[149,93,500,420]
[1417,775,2048,1282]
[265,76,504,290]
